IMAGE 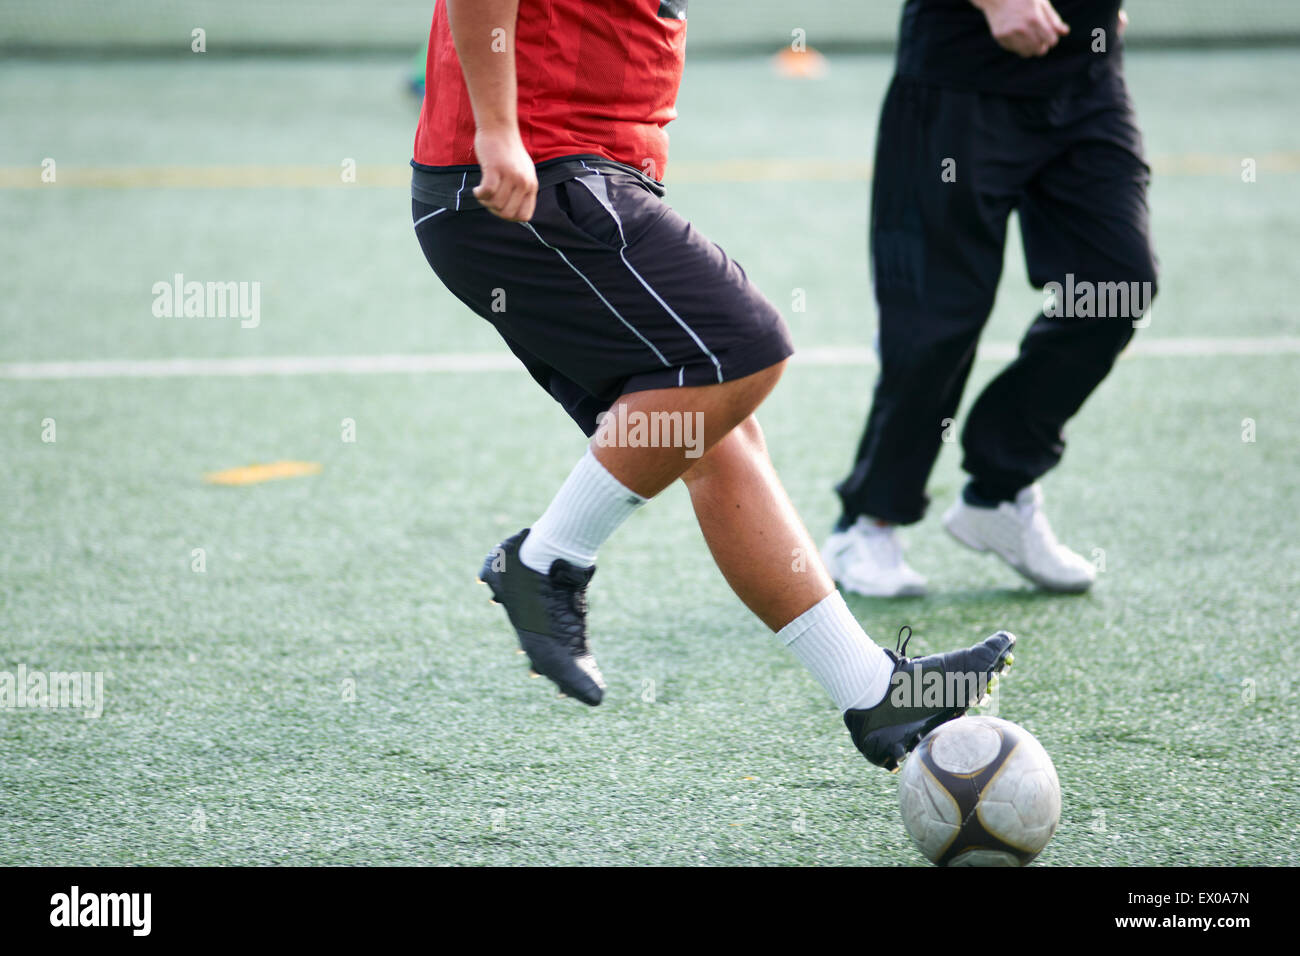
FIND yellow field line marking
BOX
[0,165,410,189]
[2,153,1297,189]
[203,460,322,485]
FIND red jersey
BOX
[413,0,687,181]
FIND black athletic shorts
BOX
[411,156,794,436]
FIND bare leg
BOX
[586,362,834,632]
[503,360,1008,756]
[681,416,835,631]
[510,358,892,715]
[522,361,788,576]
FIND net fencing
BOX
[3,1,1298,53]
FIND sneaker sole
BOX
[839,580,928,599]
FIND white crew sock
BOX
[776,591,893,711]
[519,447,648,574]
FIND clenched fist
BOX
[973,0,1070,58]
[472,126,538,222]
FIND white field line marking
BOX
[1,337,1297,381]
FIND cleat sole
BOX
[479,577,502,605]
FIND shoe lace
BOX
[894,625,913,659]
[568,586,588,623]
[546,570,590,649]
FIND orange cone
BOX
[772,45,828,79]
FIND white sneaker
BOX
[820,517,928,598]
[942,483,1096,593]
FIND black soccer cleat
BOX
[478,529,606,706]
[844,627,1016,772]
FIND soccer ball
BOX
[897,716,1060,866]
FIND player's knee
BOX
[1143,266,1159,301]
[1127,256,1159,310]
[681,415,766,486]
[1100,259,1158,339]
[728,413,766,452]
[1095,257,1159,320]
[1141,268,1158,313]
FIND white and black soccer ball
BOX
[898,716,1061,866]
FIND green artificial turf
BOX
[1,49,1297,865]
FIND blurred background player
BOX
[407,40,428,98]
[411,0,1014,769]
[824,0,1157,597]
